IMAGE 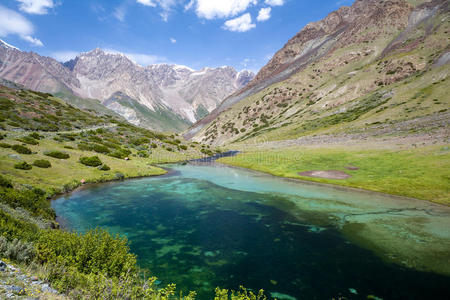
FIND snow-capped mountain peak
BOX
[0,39,20,51]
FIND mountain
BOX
[186,0,449,145]
[0,44,254,132]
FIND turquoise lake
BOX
[52,161,450,299]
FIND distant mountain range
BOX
[0,43,254,132]
[186,0,449,145]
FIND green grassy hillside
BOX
[0,84,254,299]
[0,83,204,192]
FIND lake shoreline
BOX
[51,160,450,276]
[217,145,450,205]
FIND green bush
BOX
[80,156,102,167]
[0,97,14,110]
[137,150,149,158]
[0,210,39,241]
[151,143,158,148]
[33,159,52,168]
[179,145,188,150]
[44,151,70,159]
[0,236,36,263]
[28,132,43,140]
[78,142,94,151]
[108,148,131,159]
[131,137,149,146]
[98,164,110,171]
[14,162,32,170]
[93,143,110,154]
[36,228,136,277]
[12,144,32,154]
[0,175,13,188]
[17,136,39,145]
[7,121,20,127]
[0,186,54,218]
[114,172,125,180]
[0,142,11,148]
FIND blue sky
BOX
[0,0,354,72]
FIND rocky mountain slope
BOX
[0,44,254,132]
[186,0,449,145]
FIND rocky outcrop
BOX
[0,260,64,299]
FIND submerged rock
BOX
[270,292,297,300]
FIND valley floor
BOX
[218,136,450,206]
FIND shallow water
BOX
[52,162,450,299]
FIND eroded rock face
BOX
[244,0,413,91]
[186,0,449,143]
[0,41,79,94]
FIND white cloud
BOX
[136,0,178,21]
[257,7,271,22]
[104,49,166,66]
[0,5,43,46]
[192,0,257,20]
[184,0,194,11]
[21,35,43,46]
[170,37,177,43]
[15,0,56,15]
[136,0,157,7]
[114,6,127,22]
[223,13,255,32]
[265,0,285,6]
[51,51,79,62]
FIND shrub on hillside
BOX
[131,137,150,146]
[201,148,213,156]
[80,156,102,167]
[0,175,13,188]
[0,210,40,241]
[0,97,14,110]
[33,159,52,168]
[98,164,110,171]
[137,150,148,158]
[36,228,136,277]
[44,151,70,159]
[12,144,32,154]
[0,187,52,217]
[78,142,94,151]
[114,172,125,180]
[28,132,43,140]
[0,236,36,263]
[0,142,11,148]
[93,143,110,154]
[17,136,39,145]
[108,148,131,159]
[14,162,32,170]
